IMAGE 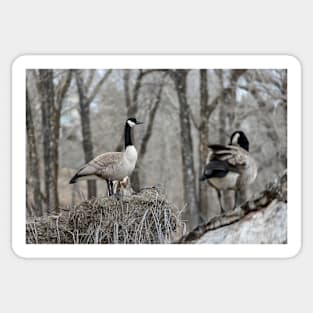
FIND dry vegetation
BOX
[26,187,186,244]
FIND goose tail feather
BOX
[69,174,79,184]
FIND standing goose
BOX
[200,131,257,212]
[69,117,143,196]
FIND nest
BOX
[26,187,185,244]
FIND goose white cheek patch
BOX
[232,133,240,144]
[12,55,301,259]
[127,120,136,127]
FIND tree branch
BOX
[139,73,167,157]
[74,70,86,106]
[123,69,132,109]
[56,70,72,109]
[189,111,200,130]
[252,70,287,102]
[86,69,112,105]
[85,69,96,93]
[131,69,156,113]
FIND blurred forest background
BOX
[26,69,287,229]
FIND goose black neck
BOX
[124,123,133,148]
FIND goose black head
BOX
[127,117,144,128]
[230,130,249,151]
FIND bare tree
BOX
[122,68,199,225]
[26,87,42,216]
[119,69,163,191]
[132,73,167,189]
[54,70,72,173]
[216,69,246,142]
[237,69,287,168]
[172,69,199,228]
[74,69,112,198]
[117,69,156,151]
[227,69,247,127]
[200,69,247,213]
[37,70,58,214]
[198,70,223,219]
[215,70,227,144]
[33,69,72,215]
[197,70,240,218]
[198,70,209,218]
[138,77,166,158]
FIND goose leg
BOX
[109,180,114,196]
[106,180,112,196]
[216,189,225,214]
[234,191,239,209]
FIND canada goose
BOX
[200,131,257,212]
[69,117,143,196]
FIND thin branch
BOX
[123,69,131,109]
[56,70,72,109]
[139,73,167,157]
[189,110,200,130]
[230,69,247,82]
[86,69,112,105]
[85,69,96,92]
[74,70,86,106]
[132,70,150,110]
[254,70,287,101]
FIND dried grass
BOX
[26,187,186,244]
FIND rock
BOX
[196,200,287,244]
[177,171,287,244]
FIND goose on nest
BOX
[69,117,143,196]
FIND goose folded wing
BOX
[77,152,122,177]
[208,145,247,167]
[203,160,230,178]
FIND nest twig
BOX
[26,187,185,244]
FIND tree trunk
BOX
[227,69,246,128]
[38,69,58,215]
[26,88,42,216]
[116,69,146,153]
[132,77,165,191]
[75,70,97,198]
[173,70,199,228]
[198,69,209,220]
[127,70,144,190]
[74,69,112,198]
[123,69,132,109]
[115,69,132,153]
[120,69,162,192]
[215,70,228,144]
[215,70,247,211]
[54,70,72,197]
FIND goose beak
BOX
[136,121,144,125]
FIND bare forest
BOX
[26,69,287,243]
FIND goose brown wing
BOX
[208,144,247,168]
[76,152,123,177]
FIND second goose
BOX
[200,131,257,212]
[69,117,143,196]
